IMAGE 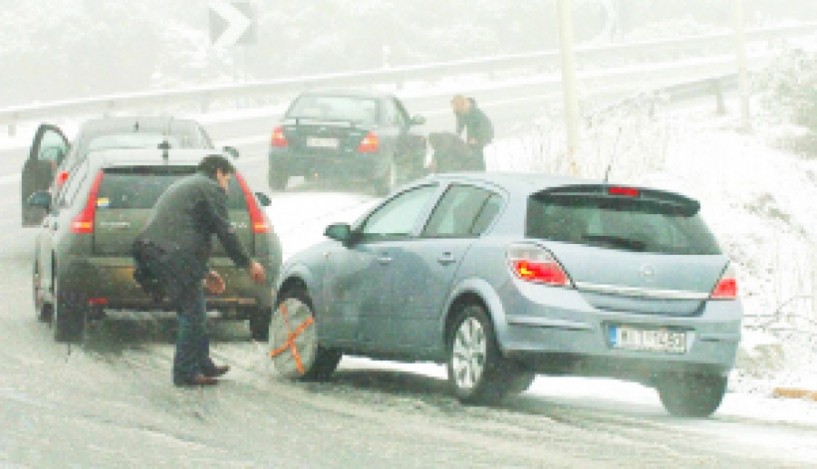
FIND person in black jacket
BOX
[451,95,494,171]
[133,155,265,387]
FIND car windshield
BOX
[88,134,182,152]
[527,193,721,255]
[287,95,378,126]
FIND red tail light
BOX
[70,170,104,234]
[608,186,640,197]
[507,244,572,287]
[271,126,288,147]
[234,172,272,234]
[55,170,70,188]
[711,264,738,300]
[357,131,379,153]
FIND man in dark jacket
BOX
[133,155,265,387]
[451,95,494,171]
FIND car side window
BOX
[360,185,438,240]
[422,185,499,237]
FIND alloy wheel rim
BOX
[452,316,487,390]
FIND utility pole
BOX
[734,0,751,130]
[557,0,580,175]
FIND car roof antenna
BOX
[603,125,624,184]
[159,116,173,162]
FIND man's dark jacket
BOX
[133,172,250,302]
[455,98,494,148]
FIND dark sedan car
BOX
[268,89,427,195]
[28,148,281,343]
[270,172,742,417]
[21,116,229,227]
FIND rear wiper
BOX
[581,234,646,251]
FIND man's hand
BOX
[204,270,226,295]
[248,261,266,285]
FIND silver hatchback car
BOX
[271,173,741,417]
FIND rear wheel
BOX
[446,303,522,405]
[270,286,341,381]
[269,169,288,191]
[52,274,86,343]
[657,373,727,418]
[32,261,53,323]
[374,161,396,196]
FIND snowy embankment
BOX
[488,102,817,396]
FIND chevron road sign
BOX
[209,1,256,47]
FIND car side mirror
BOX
[255,191,271,207]
[324,223,354,246]
[27,191,52,210]
[223,146,239,159]
[410,115,426,126]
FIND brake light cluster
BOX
[271,126,288,147]
[507,243,572,287]
[357,131,379,153]
[70,170,104,234]
[710,264,738,300]
[235,172,272,234]
[608,186,640,197]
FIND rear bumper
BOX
[268,149,388,181]
[60,256,276,316]
[495,281,742,382]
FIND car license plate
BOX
[306,137,339,149]
[609,325,686,354]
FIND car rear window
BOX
[97,167,247,210]
[287,95,378,126]
[88,134,182,152]
[526,192,721,255]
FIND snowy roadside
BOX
[487,104,817,400]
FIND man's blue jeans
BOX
[173,287,217,385]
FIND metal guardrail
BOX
[1,22,814,136]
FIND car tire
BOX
[52,273,86,343]
[269,169,288,191]
[656,373,727,418]
[271,286,341,381]
[33,261,53,323]
[446,302,517,405]
[374,161,396,196]
[249,306,272,342]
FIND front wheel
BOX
[656,373,727,418]
[446,303,521,405]
[52,274,86,343]
[270,287,341,381]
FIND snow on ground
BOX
[264,101,817,417]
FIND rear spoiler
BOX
[533,184,701,216]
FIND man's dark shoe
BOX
[175,374,218,387]
[203,365,230,378]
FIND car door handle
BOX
[437,253,456,265]
[377,255,393,265]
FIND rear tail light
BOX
[70,170,104,234]
[357,131,379,153]
[55,170,70,188]
[271,126,288,147]
[234,172,272,234]
[88,298,108,306]
[507,243,572,287]
[710,264,738,300]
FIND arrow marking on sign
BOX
[210,1,251,48]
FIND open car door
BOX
[22,124,68,226]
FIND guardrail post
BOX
[713,79,726,115]
[8,122,15,137]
